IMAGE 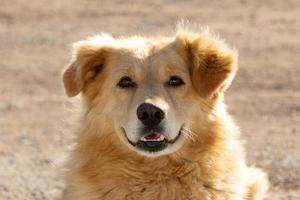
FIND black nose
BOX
[137,103,165,127]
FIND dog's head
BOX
[62,28,237,157]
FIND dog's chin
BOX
[121,128,184,157]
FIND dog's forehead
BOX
[118,37,153,59]
[117,36,172,58]
[113,37,186,73]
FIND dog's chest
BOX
[100,177,202,200]
[97,171,236,200]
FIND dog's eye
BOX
[166,76,184,87]
[117,76,136,88]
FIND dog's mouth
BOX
[122,129,182,153]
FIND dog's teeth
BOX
[140,134,165,142]
[158,135,165,141]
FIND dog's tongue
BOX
[145,133,161,140]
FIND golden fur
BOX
[61,26,268,200]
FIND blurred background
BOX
[0,0,299,199]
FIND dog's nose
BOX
[137,103,165,127]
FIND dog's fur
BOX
[61,26,268,200]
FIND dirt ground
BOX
[0,0,299,199]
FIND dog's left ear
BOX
[176,30,238,98]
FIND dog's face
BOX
[63,29,237,157]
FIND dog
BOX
[61,25,268,200]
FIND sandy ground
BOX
[0,0,299,199]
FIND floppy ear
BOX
[177,30,238,98]
[62,39,111,97]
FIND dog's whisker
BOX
[182,132,195,142]
[181,129,196,142]
[182,127,197,137]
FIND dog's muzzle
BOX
[122,103,182,153]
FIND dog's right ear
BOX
[62,36,113,97]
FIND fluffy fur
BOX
[61,26,268,200]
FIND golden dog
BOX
[61,26,268,200]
